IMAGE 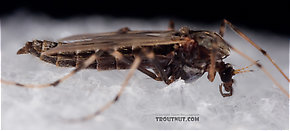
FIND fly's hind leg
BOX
[138,67,163,81]
[141,49,175,84]
[113,51,163,82]
[1,50,105,88]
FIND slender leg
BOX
[142,49,173,84]
[151,59,169,84]
[219,84,232,97]
[220,19,289,82]
[219,20,226,37]
[152,68,162,80]
[111,50,162,81]
[70,53,142,122]
[1,50,104,88]
[207,40,218,82]
[117,27,131,34]
[138,67,162,81]
[168,20,175,31]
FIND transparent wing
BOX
[43,30,185,55]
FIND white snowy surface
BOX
[1,11,289,130]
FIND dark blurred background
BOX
[1,0,289,35]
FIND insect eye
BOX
[220,64,234,82]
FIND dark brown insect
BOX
[1,19,289,121]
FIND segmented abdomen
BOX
[18,40,173,70]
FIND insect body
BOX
[2,19,289,121]
[16,27,235,96]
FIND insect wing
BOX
[43,30,185,55]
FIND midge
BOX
[1,19,289,121]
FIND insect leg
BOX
[112,50,162,81]
[117,27,131,34]
[141,49,173,84]
[219,19,226,37]
[138,67,163,81]
[71,52,142,122]
[168,20,175,31]
[221,19,289,82]
[219,84,233,97]
[1,50,104,88]
[224,41,290,98]
[207,40,218,82]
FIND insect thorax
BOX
[170,29,231,82]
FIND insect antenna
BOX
[69,51,142,122]
[220,19,289,82]
[1,50,104,88]
[233,61,257,75]
[233,70,254,75]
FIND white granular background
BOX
[1,11,289,129]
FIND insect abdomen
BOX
[17,40,173,70]
[40,51,134,70]
[16,40,133,70]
